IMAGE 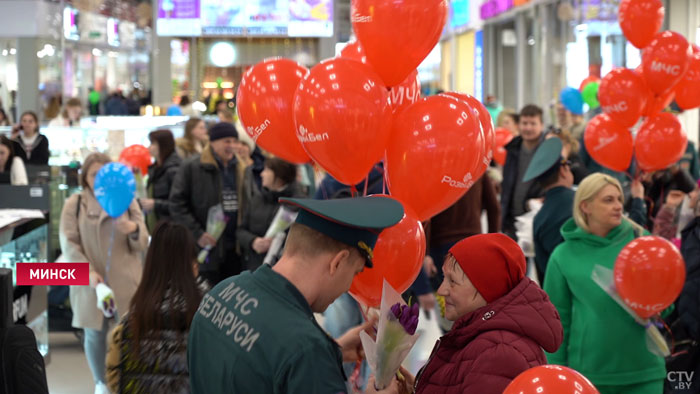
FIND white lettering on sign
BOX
[297,124,329,143]
[603,101,628,113]
[650,61,682,76]
[247,119,271,142]
[593,134,618,152]
[441,173,474,189]
[13,294,28,323]
[199,282,261,352]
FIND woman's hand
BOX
[365,376,401,394]
[139,198,155,211]
[631,179,645,200]
[115,215,138,235]
[90,271,104,288]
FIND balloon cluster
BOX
[584,0,692,173]
[235,0,498,307]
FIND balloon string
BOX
[381,163,389,195]
[363,174,369,196]
[105,221,116,286]
[350,185,358,197]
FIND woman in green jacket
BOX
[544,173,665,394]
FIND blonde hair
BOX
[496,108,517,128]
[573,173,624,233]
[552,128,580,155]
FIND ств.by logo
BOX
[15,263,90,286]
[668,371,695,391]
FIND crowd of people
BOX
[2,91,699,394]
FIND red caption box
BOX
[16,263,90,286]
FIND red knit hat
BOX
[448,233,527,303]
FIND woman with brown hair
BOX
[139,129,182,230]
[106,221,207,393]
[48,97,83,127]
[176,117,208,159]
[10,110,50,165]
[237,157,306,270]
[0,135,28,184]
[59,152,149,394]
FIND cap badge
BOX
[357,241,374,260]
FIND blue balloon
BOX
[560,87,584,115]
[166,105,183,116]
[94,162,136,218]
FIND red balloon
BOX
[386,95,483,221]
[614,236,686,319]
[339,40,367,64]
[599,68,647,127]
[583,114,633,172]
[643,88,675,117]
[503,365,600,394]
[293,58,392,185]
[579,75,601,91]
[619,0,664,49]
[237,58,310,164]
[674,48,700,110]
[389,70,421,116]
[119,145,151,175]
[349,198,425,308]
[441,92,494,176]
[352,0,447,87]
[635,113,688,172]
[642,31,693,95]
[493,127,514,166]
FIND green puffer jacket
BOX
[543,218,666,387]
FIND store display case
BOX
[0,216,50,359]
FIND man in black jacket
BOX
[500,104,545,239]
[170,122,244,285]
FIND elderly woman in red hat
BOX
[379,233,563,394]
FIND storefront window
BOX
[0,38,18,122]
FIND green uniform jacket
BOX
[188,265,347,393]
[543,218,666,387]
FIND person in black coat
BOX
[10,111,50,165]
[237,157,306,271]
[139,129,182,231]
[170,123,245,285]
[500,105,546,240]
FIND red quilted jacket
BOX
[415,278,563,394]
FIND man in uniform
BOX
[524,138,575,285]
[188,196,404,393]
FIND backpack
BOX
[0,325,49,394]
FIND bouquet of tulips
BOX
[197,204,229,264]
[360,280,421,390]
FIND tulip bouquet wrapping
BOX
[96,283,116,318]
[360,280,420,390]
[197,204,229,264]
[591,265,670,357]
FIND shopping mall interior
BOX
[1,0,700,393]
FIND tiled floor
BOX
[46,332,95,394]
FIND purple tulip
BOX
[389,302,419,335]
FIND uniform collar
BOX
[254,265,313,318]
